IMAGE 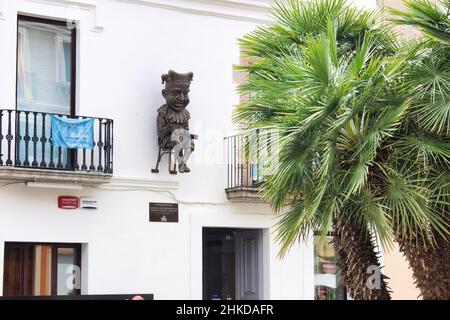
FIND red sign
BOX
[58,196,79,209]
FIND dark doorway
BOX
[202,228,263,300]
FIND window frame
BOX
[2,242,82,297]
[313,231,347,300]
[16,14,77,117]
[15,15,78,169]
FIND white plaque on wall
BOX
[80,197,98,210]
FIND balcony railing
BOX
[0,109,113,177]
[224,132,264,201]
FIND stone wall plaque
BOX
[149,202,179,222]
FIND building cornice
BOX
[119,0,273,24]
[0,0,103,31]
[0,0,273,25]
[25,0,104,32]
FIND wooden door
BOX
[3,244,33,296]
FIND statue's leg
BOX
[182,146,192,164]
[151,146,162,173]
[169,146,177,174]
[173,149,177,173]
[178,147,192,173]
[168,147,171,172]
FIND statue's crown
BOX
[162,70,194,88]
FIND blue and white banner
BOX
[51,115,94,149]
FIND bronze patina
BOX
[152,70,196,174]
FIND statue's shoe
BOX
[178,164,191,173]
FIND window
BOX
[15,16,76,167]
[314,235,346,300]
[3,242,81,297]
[16,15,76,115]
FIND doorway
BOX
[2,242,81,297]
[202,228,263,300]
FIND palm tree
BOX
[389,0,450,300]
[235,0,449,299]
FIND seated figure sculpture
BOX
[151,70,196,174]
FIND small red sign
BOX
[58,196,79,209]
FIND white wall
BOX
[0,0,315,299]
[0,0,373,299]
[0,182,313,299]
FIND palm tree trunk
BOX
[333,215,391,300]
[395,210,450,300]
[396,235,450,299]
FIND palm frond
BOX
[389,0,450,46]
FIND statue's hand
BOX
[168,124,177,132]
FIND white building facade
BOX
[0,0,378,300]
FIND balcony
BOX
[0,109,113,185]
[224,133,264,202]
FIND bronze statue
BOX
[151,70,196,174]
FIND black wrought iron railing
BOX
[224,132,265,189]
[0,109,113,173]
